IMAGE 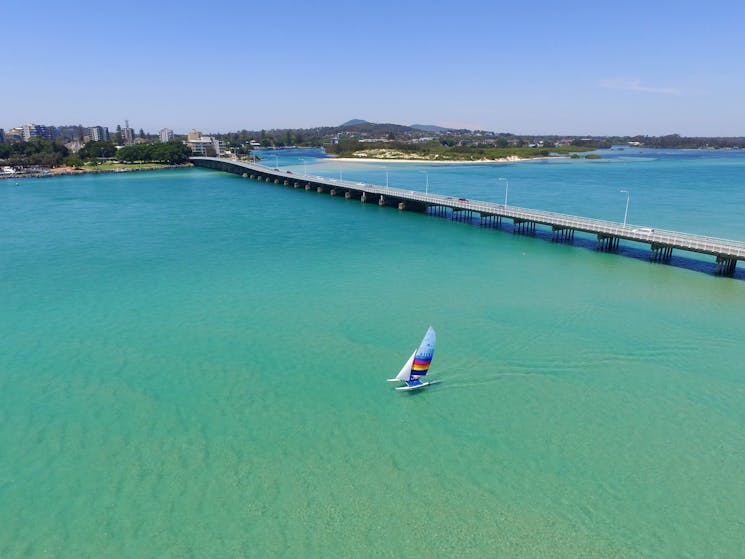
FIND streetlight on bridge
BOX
[620,189,630,227]
[419,170,429,194]
[300,157,307,176]
[499,177,509,207]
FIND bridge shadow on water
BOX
[426,209,745,281]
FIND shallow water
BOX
[2,152,745,557]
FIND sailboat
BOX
[387,326,437,391]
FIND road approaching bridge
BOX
[191,157,744,276]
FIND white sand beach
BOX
[331,154,548,165]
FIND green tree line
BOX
[115,141,192,164]
[0,139,69,167]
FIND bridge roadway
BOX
[191,156,745,276]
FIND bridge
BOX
[191,156,744,276]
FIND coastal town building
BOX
[186,135,225,156]
[187,129,203,142]
[22,124,56,142]
[121,120,135,145]
[160,128,174,142]
[88,126,110,142]
[0,129,4,143]
[213,139,226,155]
[65,140,84,153]
[6,128,23,142]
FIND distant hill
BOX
[337,120,424,137]
[340,119,369,127]
[341,120,457,134]
[410,124,453,133]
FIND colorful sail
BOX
[392,326,436,383]
[410,326,436,379]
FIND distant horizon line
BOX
[2,121,745,140]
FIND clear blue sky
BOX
[4,0,745,136]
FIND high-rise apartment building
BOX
[22,124,55,142]
[159,128,174,142]
[88,126,110,142]
[121,119,135,145]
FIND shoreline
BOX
[0,163,192,181]
[329,155,558,165]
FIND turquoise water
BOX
[2,152,745,557]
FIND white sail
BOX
[392,351,416,382]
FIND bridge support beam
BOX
[345,191,351,199]
[716,255,738,276]
[317,186,325,193]
[305,184,312,190]
[398,202,406,211]
[361,193,367,203]
[597,233,619,251]
[330,188,337,196]
[514,218,536,235]
[429,205,448,217]
[552,226,575,242]
[650,244,673,262]
[378,195,385,206]
[452,209,475,222]
[480,214,501,228]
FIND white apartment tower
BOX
[121,119,135,145]
[159,128,174,142]
[89,126,110,142]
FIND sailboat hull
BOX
[394,380,440,391]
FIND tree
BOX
[115,141,192,164]
[78,140,116,160]
[0,139,69,167]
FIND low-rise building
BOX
[6,128,23,142]
[186,135,226,156]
